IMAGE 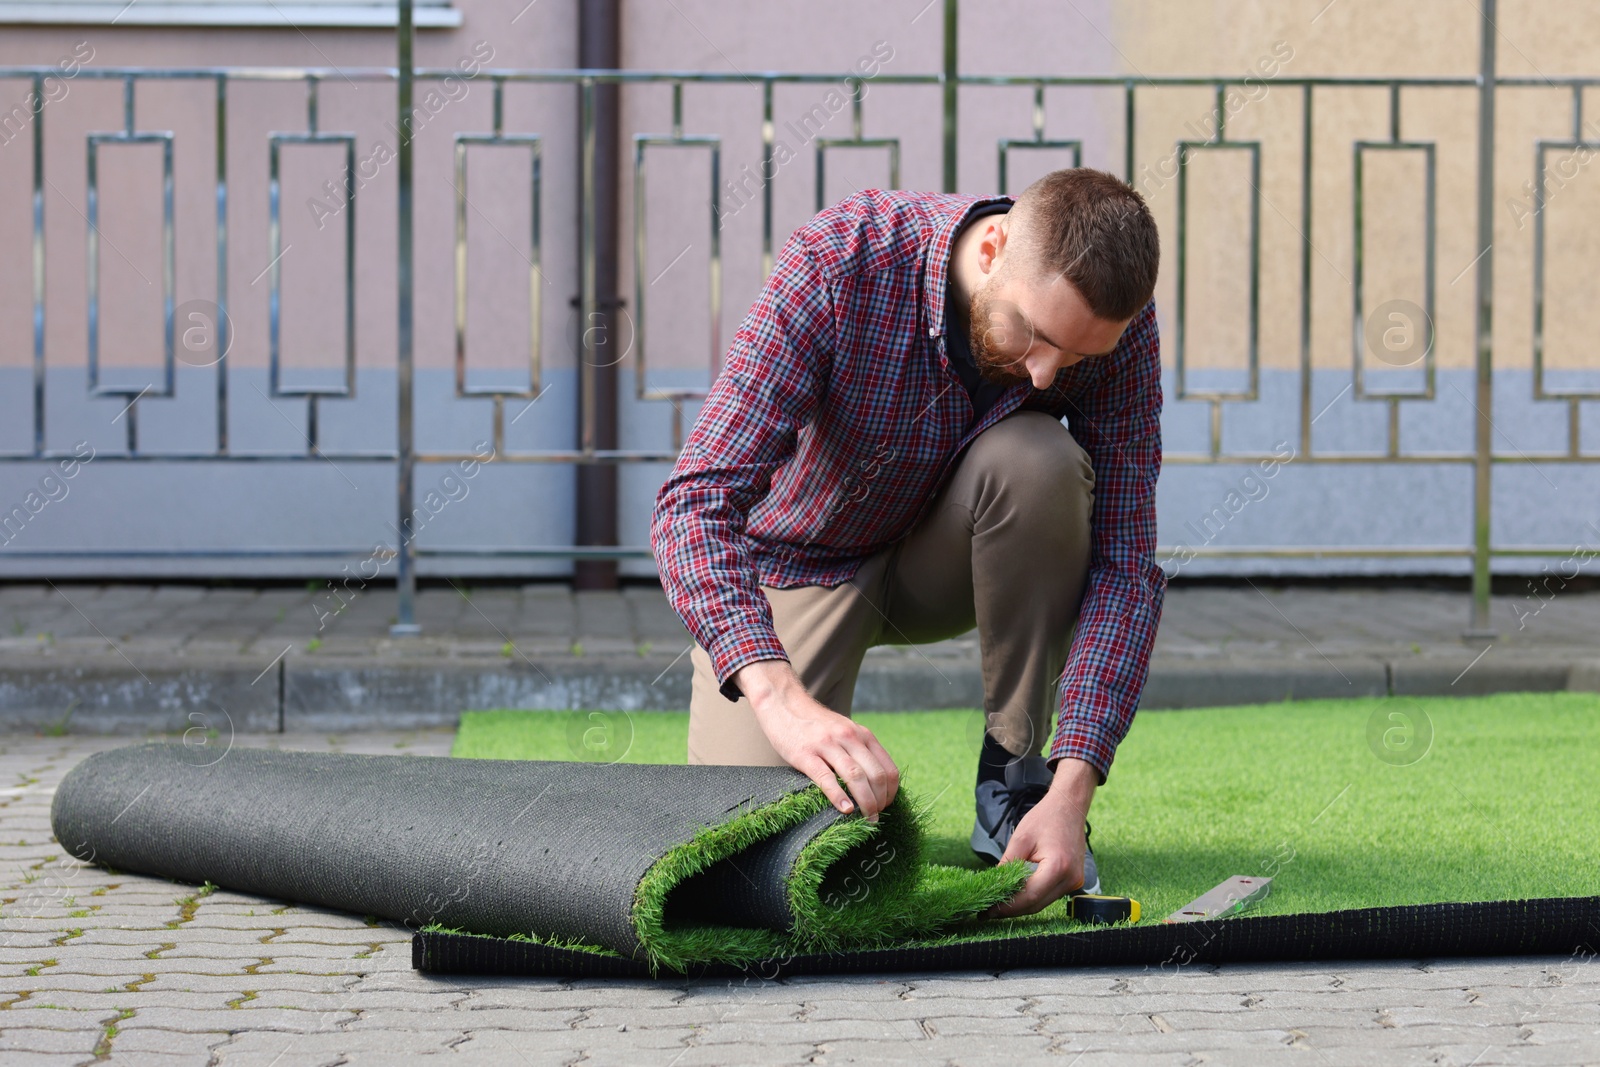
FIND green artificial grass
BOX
[627,781,1023,971]
[451,692,1600,958]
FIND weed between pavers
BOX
[93,1007,133,1059]
[169,880,218,928]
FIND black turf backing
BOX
[413,894,1600,978]
[50,743,830,959]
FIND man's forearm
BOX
[1046,756,1098,826]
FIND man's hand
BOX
[987,756,1099,918]
[733,659,900,821]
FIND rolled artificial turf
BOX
[452,693,1600,942]
[48,742,1025,974]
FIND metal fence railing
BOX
[1,0,1592,640]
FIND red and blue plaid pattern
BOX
[650,188,1166,780]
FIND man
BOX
[650,167,1165,917]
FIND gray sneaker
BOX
[970,753,1101,894]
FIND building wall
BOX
[0,0,1596,579]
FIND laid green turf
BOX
[453,693,1600,946]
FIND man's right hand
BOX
[732,659,900,821]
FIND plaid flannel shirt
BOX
[650,188,1167,780]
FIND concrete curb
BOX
[0,652,1595,733]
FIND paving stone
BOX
[690,1019,930,1045]
[810,1034,1055,1062]
[100,1053,224,1066]
[107,1029,239,1056]
[4,1002,125,1024]
[456,1024,697,1052]
[209,1028,471,1063]
[0,974,167,994]
[339,1050,573,1067]
[447,983,689,1011]
[116,1005,357,1033]
[0,1053,100,1067]
[135,973,354,995]
[0,1026,103,1053]
[251,954,407,973]
[335,988,467,1011]
[657,1045,822,1067]
[583,1002,804,1027]
[347,1006,580,1031]
[806,995,1028,1022]
[13,957,274,977]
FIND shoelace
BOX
[997,780,1050,836]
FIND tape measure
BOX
[1069,892,1140,925]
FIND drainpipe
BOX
[391,0,419,635]
[574,0,622,590]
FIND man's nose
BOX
[1028,352,1070,389]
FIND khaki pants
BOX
[687,410,1096,767]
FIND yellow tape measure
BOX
[1069,893,1141,925]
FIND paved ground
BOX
[8,580,1600,662]
[3,731,1599,1066]
[2,582,1598,732]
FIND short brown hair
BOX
[1007,167,1160,321]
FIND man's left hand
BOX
[986,756,1099,918]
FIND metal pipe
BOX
[215,75,229,454]
[392,0,420,635]
[574,0,622,590]
[1467,0,1497,638]
[31,74,44,457]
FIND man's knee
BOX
[963,411,1094,503]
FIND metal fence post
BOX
[392,0,420,636]
[942,0,958,193]
[1467,0,1497,639]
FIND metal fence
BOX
[0,0,1593,639]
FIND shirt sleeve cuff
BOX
[1047,726,1116,786]
[705,626,790,703]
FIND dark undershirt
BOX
[944,202,1014,427]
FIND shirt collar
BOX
[924,192,1015,341]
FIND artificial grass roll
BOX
[49,743,1022,973]
[417,692,1600,977]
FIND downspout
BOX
[574,0,622,590]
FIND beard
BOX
[966,272,1031,387]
